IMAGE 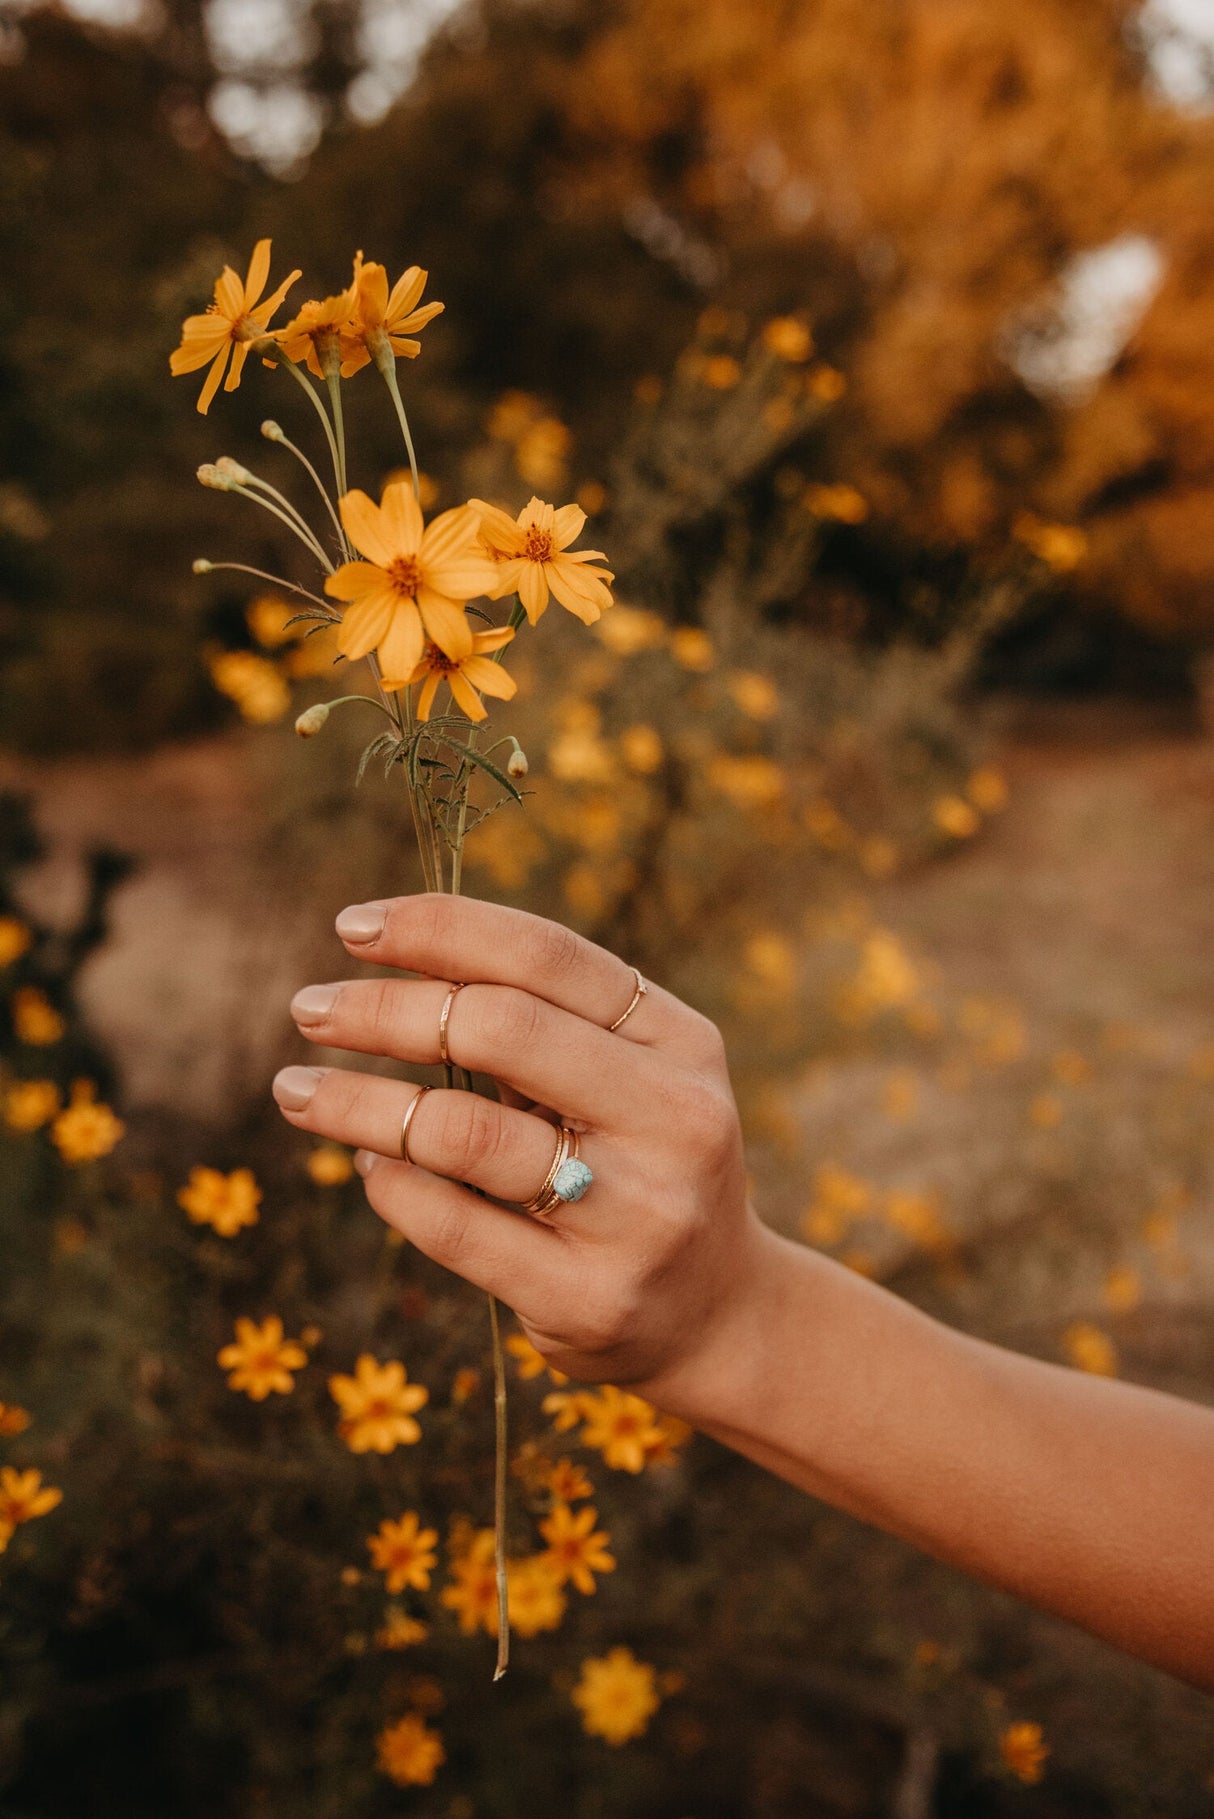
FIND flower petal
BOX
[170,326,229,374]
[471,625,516,654]
[417,591,474,658]
[553,503,587,547]
[387,336,422,360]
[468,500,524,554]
[385,265,425,320]
[244,238,272,309]
[428,551,501,600]
[378,604,425,682]
[518,562,550,624]
[546,562,603,624]
[324,560,386,602]
[337,589,397,659]
[421,505,479,567]
[461,655,517,699]
[393,301,443,335]
[356,261,390,328]
[196,343,231,415]
[448,669,488,722]
[486,556,526,599]
[415,671,441,719]
[223,339,251,391]
[339,490,397,567]
[214,265,245,320]
[380,481,424,555]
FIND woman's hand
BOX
[272,893,764,1392]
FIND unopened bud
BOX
[215,455,253,485]
[295,702,331,738]
[261,420,285,443]
[192,558,213,574]
[506,747,529,779]
[196,463,234,491]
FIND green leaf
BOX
[355,731,396,787]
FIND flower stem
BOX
[488,1291,510,1680]
[376,355,421,502]
[228,481,332,569]
[271,351,344,511]
[195,563,335,611]
[325,370,349,501]
[240,475,334,572]
[266,431,346,552]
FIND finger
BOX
[332,894,705,1056]
[289,977,670,1129]
[272,1063,569,1207]
[356,1150,575,1308]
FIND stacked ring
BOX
[518,1124,594,1219]
[608,967,647,1032]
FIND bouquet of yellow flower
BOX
[173,239,616,1675]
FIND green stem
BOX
[376,354,421,502]
[325,370,349,501]
[196,563,334,611]
[228,482,331,569]
[488,1291,510,1680]
[273,353,344,507]
[262,437,346,551]
[242,475,334,572]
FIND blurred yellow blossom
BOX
[0,917,32,967]
[634,374,662,405]
[1062,1323,1118,1376]
[933,794,980,839]
[50,1082,124,1164]
[170,238,300,413]
[593,605,666,656]
[208,649,291,724]
[546,1457,594,1502]
[506,1333,568,1384]
[516,416,573,489]
[466,809,546,889]
[4,1078,60,1131]
[1029,1093,1064,1130]
[0,1404,31,1436]
[539,1502,616,1593]
[451,1367,480,1404]
[543,1388,594,1432]
[487,389,543,442]
[218,1316,308,1400]
[742,931,798,992]
[329,1355,428,1453]
[367,1512,439,1593]
[801,1163,872,1246]
[806,363,846,401]
[762,316,813,362]
[1013,513,1086,573]
[1000,1721,1050,1784]
[619,723,664,774]
[1051,1049,1090,1086]
[307,1145,354,1186]
[576,478,608,515]
[0,1467,61,1548]
[726,670,779,719]
[375,1610,429,1650]
[702,353,742,389]
[803,482,868,523]
[577,1386,665,1473]
[884,1190,951,1255]
[562,864,608,919]
[1103,1266,1141,1314]
[440,1528,498,1635]
[13,987,64,1046]
[572,1647,661,1745]
[506,1556,567,1636]
[882,1070,919,1122]
[967,766,1008,812]
[669,626,715,671]
[178,1166,261,1237]
[245,594,296,647]
[840,931,919,1021]
[376,1712,445,1787]
[706,753,785,809]
[642,1413,693,1468]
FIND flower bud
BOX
[507,747,529,779]
[295,702,331,738]
[261,420,285,442]
[192,558,213,574]
[215,455,253,485]
[196,463,234,491]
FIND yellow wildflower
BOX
[885,1190,951,1255]
[12,986,64,1046]
[245,594,297,647]
[706,754,785,810]
[933,794,980,839]
[375,1609,429,1650]
[1103,1266,1141,1315]
[593,605,666,655]
[0,1404,31,1437]
[702,353,741,389]
[0,1466,61,1548]
[727,669,779,719]
[669,625,714,671]
[367,1512,439,1593]
[170,238,301,414]
[329,1354,428,1454]
[641,1414,693,1468]
[1000,1720,1049,1784]
[577,1386,665,1473]
[440,1530,498,1635]
[376,1712,445,1788]
[506,1555,567,1636]
[1013,513,1086,573]
[804,482,868,523]
[4,1079,60,1132]
[387,628,517,720]
[324,482,495,677]
[217,1315,307,1400]
[802,1163,871,1246]
[967,766,1008,812]
[471,495,614,626]
[49,1082,124,1165]
[306,1145,353,1186]
[806,363,846,401]
[539,1502,616,1594]
[546,1457,593,1502]
[619,723,664,774]
[1062,1323,1117,1377]
[345,258,444,373]
[515,416,572,489]
[762,316,813,362]
[572,1647,661,1745]
[0,917,31,966]
[506,1333,568,1384]
[451,1367,480,1404]
[208,649,291,724]
[275,259,360,379]
[543,1388,593,1432]
[177,1166,261,1238]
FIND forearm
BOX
[646,1224,1214,1687]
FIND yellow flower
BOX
[208,649,291,725]
[4,1079,60,1132]
[375,1609,430,1650]
[0,916,32,966]
[245,595,297,648]
[727,669,779,719]
[376,1712,445,1787]
[388,628,517,720]
[706,754,785,810]
[806,363,846,401]
[967,766,1008,812]
[1000,1720,1049,1784]
[217,1315,308,1400]
[0,1466,61,1548]
[0,1404,31,1436]
[619,723,664,774]
[701,353,741,389]
[50,1081,124,1165]
[367,1512,439,1593]
[306,1145,354,1186]
[440,1529,498,1635]
[451,1367,480,1404]
[507,1555,567,1636]
[328,1354,428,1453]
[542,1388,593,1432]
[1103,1266,1141,1315]
[1062,1323,1118,1377]
[275,258,360,379]
[577,1385,666,1474]
[593,606,666,655]
[669,626,714,671]
[538,1502,616,1594]
[345,258,444,373]
[761,316,813,362]
[324,482,496,678]
[933,794,980,839]
[641,1414,693,1468]
[804,482,868,523]
[170,238,301,414]
[12,986,65,1046]
[471,496,614,626]
[546,1457,593,1502]
[572,1647,661,1745]
[506,1333,568,1384]
[1013,513,1086,573]
[177,1166,261,1238]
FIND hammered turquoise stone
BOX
[552,1157,594,1203]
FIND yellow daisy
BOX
[346,259,444,373]
[328,1354,428,1454]
[217,1315,308,1400]
[324,482,498,679]
[170,239,301,414]
[367,1511,439,1594]
[376,1712,445,1787]
[538,1501,615,1595]
[388,628,517,721]
[0,1466,62,1545]
[470,496,614,625]
[571,1647,661,1745]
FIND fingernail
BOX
[291,983,339,1025]
[272,1065,327,1111]
[354,1148,377,1177]
[336,902,387,944]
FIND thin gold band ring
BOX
[438,982,466,1067]
[608,968,647,1032]
[399,1085,431,1165]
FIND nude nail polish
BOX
[291,984,339,1024]
[272,1065,327,1110]
[335,902,387,944]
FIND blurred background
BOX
[2,0,1214,1811]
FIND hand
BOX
[272,894,764,1391]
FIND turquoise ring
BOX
[519,1125,593,1219]
[553,1156,594,1203]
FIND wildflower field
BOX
[3,0,1214,1812]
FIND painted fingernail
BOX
[335,902,387,944]
[291,983,339,1025]
[272,1065,327,1111]
[354,1148,377,1177]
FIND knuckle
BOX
[397,891,450,963]
[428,1092,503,1177]
[430,1191,475,1272]
[584,1272,644,1351]
[525,917,584,986]
[361,978,400,1048]
[690,1012,728,1071]
[468,985,542,1055]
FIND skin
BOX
[273,894,1214,1690]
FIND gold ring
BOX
[518,1125,580,1218]
[607,968,647,1032]
[438,982,466,1067]
[399,1085,431,1164]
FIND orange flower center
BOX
[250,1350,280,1372]
[421,642,459,675]
[388,556,424,597]
[522,527,554,563]
[364,1396,393,1419]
